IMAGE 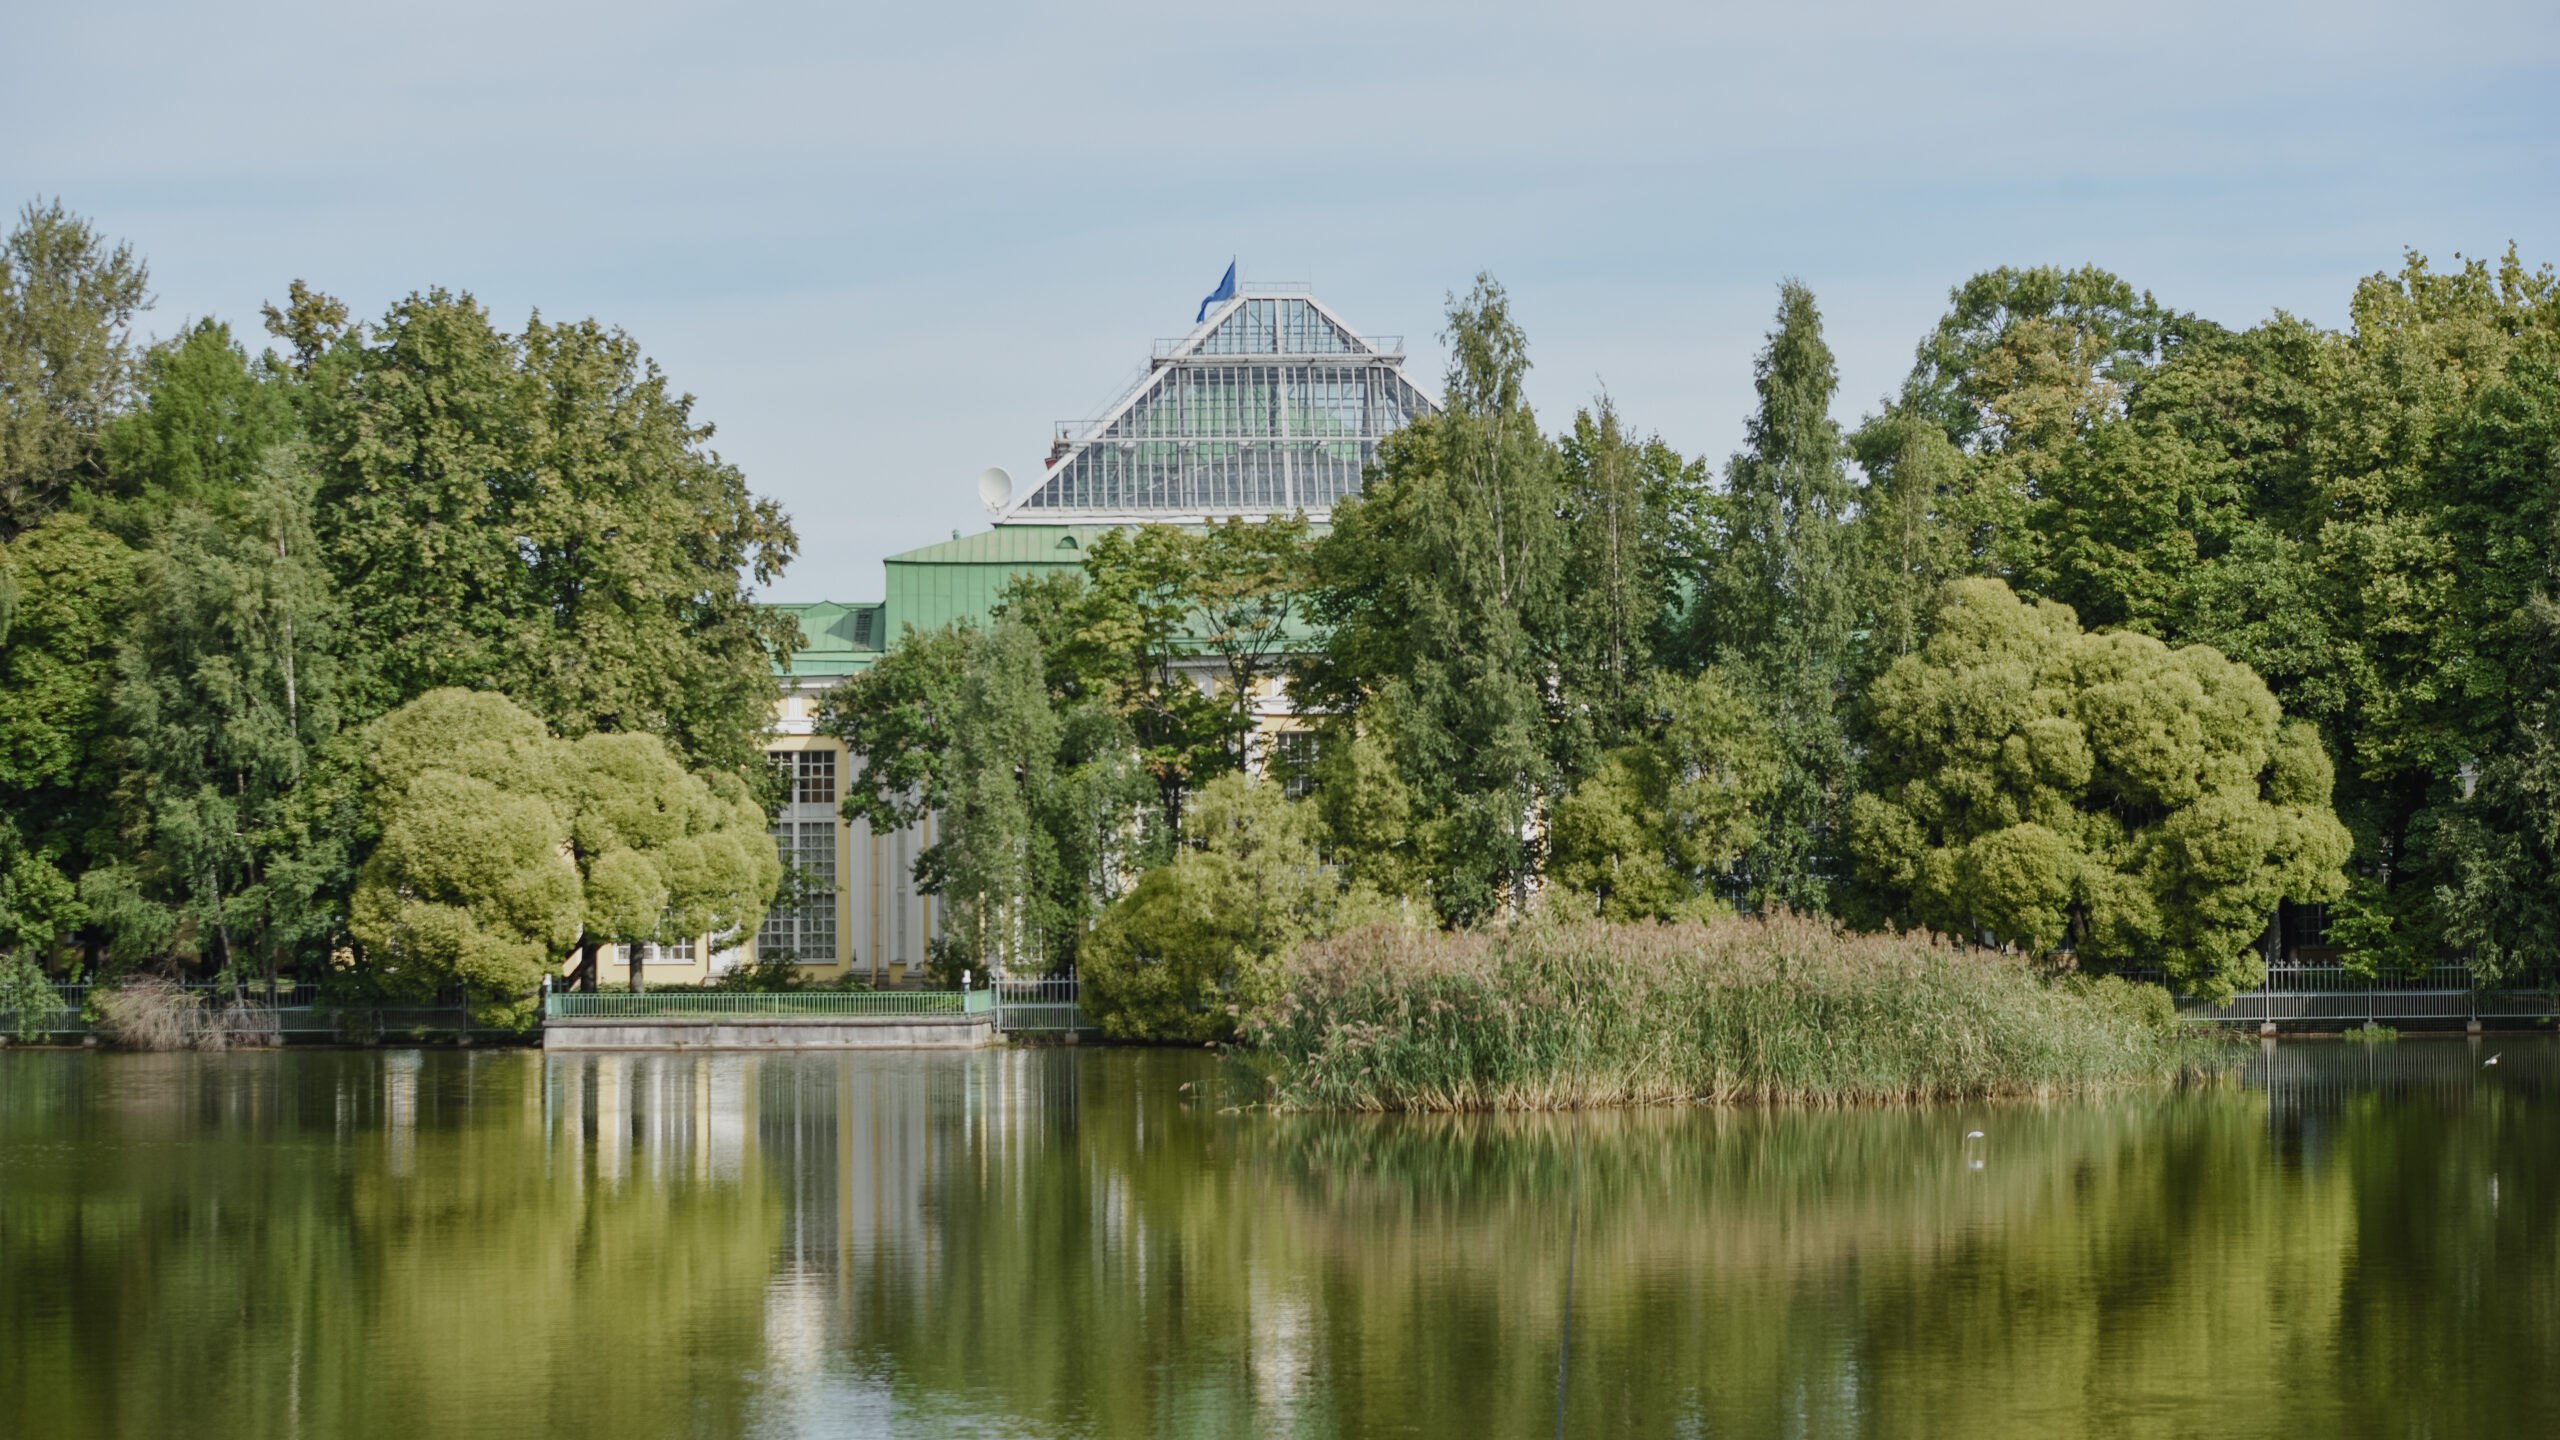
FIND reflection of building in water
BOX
[536,1046,1094,1426]
[384,1049,421,1179]
[537,1050,1082,1276]
[544,1053,754,1192]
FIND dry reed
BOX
[92,978,282,1051]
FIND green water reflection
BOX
[3,1040,2555,1437]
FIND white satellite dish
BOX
[976,466,1013,514]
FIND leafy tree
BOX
[1846,580,2351,999]
[259,279,352,377]
[1694,282,1859,911]
[1036,698,1151,953]
[0,200,152,537]
[1303,275,1564,922]
[828,614,1150,978]
[1880,265,2213,593]
[352,693,582,1020]
[1081,773,1396,1042]
[1066,524,1229,832]
[303,290,798,775]
[926,619,1062,979]
[97,451,349,981]
[353,689,778,1016]
[89,319,294,539]
[0,950,58,1039]
[1306,725,1428,904]
[1192,514,1313,770]
[1981,250,2560,970]
[2422,372,2560,982]
[0,819,81,969]
[1556,396,1693,760]
[558,731,780,993]
[830,622,974,837]
[1900,264,2196,467]
[0,512,137,962]
[1849,411,1986,665]
[1548,671,1780,921]
[2301,252,2559,945]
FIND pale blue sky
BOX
[11,0,2556,600]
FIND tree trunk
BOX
[570,939,598,994]
[628,939,645,995]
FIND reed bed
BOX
[1241,913,2215,1111]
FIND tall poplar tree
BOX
[929,619,1063,979]
[91,319,293,539]
[1556,397,1692,762]
[1693,282,1858,911]
[1303,275,1564,922]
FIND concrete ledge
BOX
[542,1015,997,1050]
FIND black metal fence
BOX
[6,981,485,1044]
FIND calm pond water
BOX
[3,1038,2556,1438]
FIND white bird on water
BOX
[2485,1053,2501,1067]
[1965,1130,1986,1140]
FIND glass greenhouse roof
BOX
[1002,289,1436,522]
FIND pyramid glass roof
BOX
[1002,288,1436,523]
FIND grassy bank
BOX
[1240,914,2216,1111]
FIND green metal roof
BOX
[882,526,1119,565]
[768,600,885,678]
[884,525,1110,638]
[766,521,1334,679]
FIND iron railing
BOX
[15,976,1097,1039]
[545,990,969,1020]
[992,976,1086,1032]
[2158,962,2560,1026]
[541,980,1076,1028]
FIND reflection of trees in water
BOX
[0,1051,778,1440]
[2256,1040,2560,1434]
[844,1048,2560,1439]
[7,1044,2558,1439]
[1240,1099,2296,1436]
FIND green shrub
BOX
[0,956,61,1042]
[1083,774,1402,1042]
[1242,913,2218,1111]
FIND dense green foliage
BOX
[9,192,2548,1023]
[1080,773,1401,1042]
[1691,281,1860,911]
[820,514,1317,981]
[1301,277,1572,923]
[0,201,152,537]
[824,611,1151,981]
[353,690,779,1021]
[1244,914,2205,1111]
[306,292,797,776]
[1546,671,1779,921]
[1848,580,2351,999]
[0,202,798,995]
[833,256,2560,1038]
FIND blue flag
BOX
[1195,261,1237,323]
